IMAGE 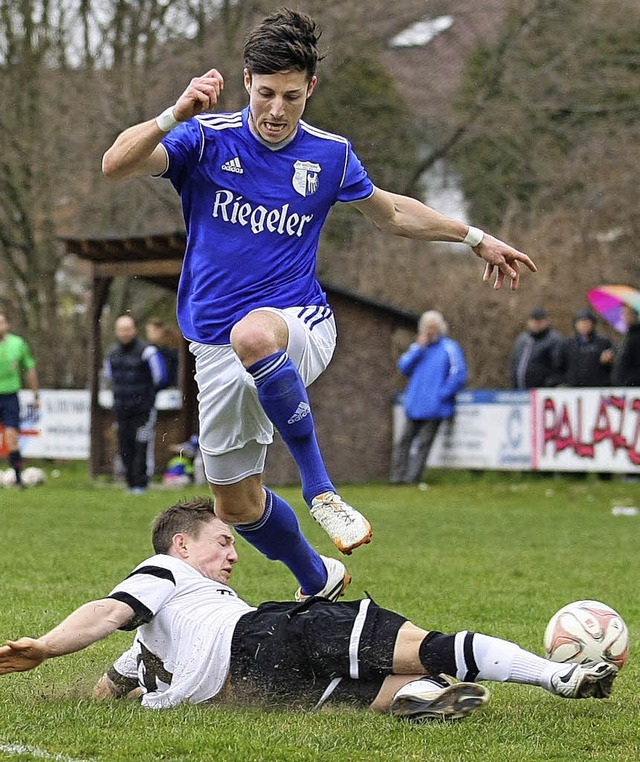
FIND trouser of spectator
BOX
[390,418,442,484]
[115,409,156,489]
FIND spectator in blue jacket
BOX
[390,311,467,485]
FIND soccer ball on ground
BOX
[544,600,629,670]
[21,466,46,487]
[1,469,16,487]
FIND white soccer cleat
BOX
[390,676,491,722]
[295,555,351,603]
[310,491,372,555]
[549,661,618,699]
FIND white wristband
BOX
[155,107,180,132]
[462,226,484,247]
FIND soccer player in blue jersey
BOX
[102,8,537,600]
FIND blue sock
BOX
[247,350,334,505]
[235,488,327,594]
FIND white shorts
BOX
[191,306,336,485]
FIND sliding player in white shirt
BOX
[0,499,616,717]
[101,9,537,601]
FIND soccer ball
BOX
[544,600,629,670]
[1,468,16,487]
[22,466,46,487]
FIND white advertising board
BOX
[428,390,532,470]
[533,387,640,473]
[15,390,91,459]
[6,387,638,472]
[4,389,183,460]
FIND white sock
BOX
[469,633,563,687]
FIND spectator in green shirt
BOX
[0,310,40,487]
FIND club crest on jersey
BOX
[292,160,321,197]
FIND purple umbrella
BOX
[587,285,640,333]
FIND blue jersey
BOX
[160,107,374,344]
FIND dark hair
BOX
[243,8,323,79]
[146,317,166,329]
[151,497,217,554]
[574,309,597,323]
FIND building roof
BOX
[381,0,507,122]
[63,232,419,324]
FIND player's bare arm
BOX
[353,187,537,291]
[24,367,40,409]
[0,598,134,674]
[102,68,224,180]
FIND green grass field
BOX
[1,467,639,761]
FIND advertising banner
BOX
[5,387,638,472]
[533,387,640,473]
[0,390,92,459]
[427,390,532,470]
[0,389,183,460]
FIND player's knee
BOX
[210,481,265,525]
[213,501,251,524]
[230,314,286,366]
[230,322,272,363]
[4,428,19,450]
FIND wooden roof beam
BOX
[93,259,183,278]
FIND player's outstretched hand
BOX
[173,69,225,121]
[0,638,49,674]
[473,233,537,291]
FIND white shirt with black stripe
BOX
[108,554,254,709]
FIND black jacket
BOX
[105,338,162,414]
[510,327,564,389]
[611,324,640,386]
[557,332,613,387]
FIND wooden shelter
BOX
[64,232,418,484]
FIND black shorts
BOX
[229,597,407,710]
[0,393,20,429]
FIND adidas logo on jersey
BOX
[221,157,244,174]
[288,402,311,425]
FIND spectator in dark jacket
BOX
[390,311,467,485]
[104,316,167,494]
[510,307,563,389]
[611,306,640,387]
[557,310,614,387]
